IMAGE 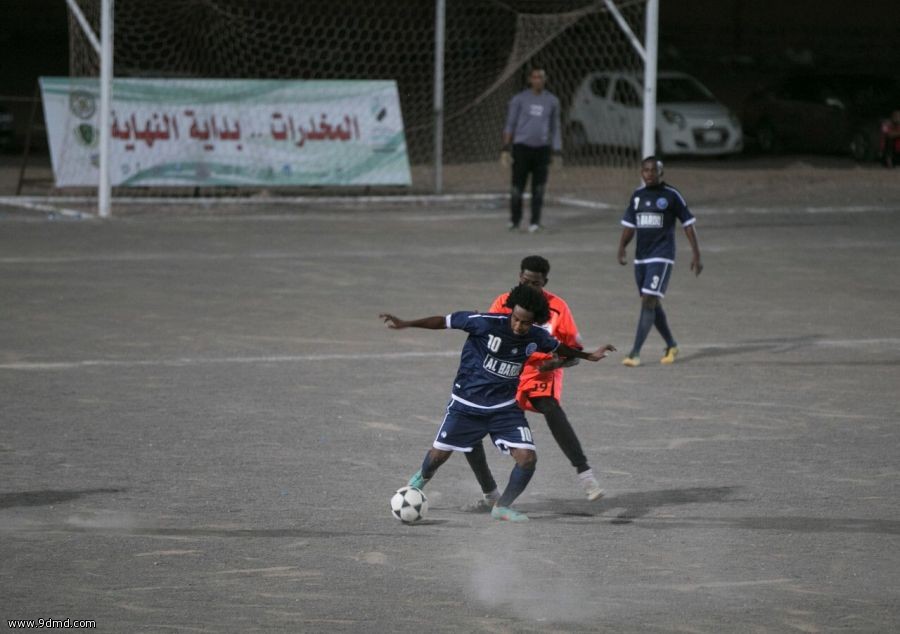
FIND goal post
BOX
[63,0,657,200]
[65,0,113,217]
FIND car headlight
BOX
[662,109,686,130]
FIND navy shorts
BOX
[634,260,673,297]
[433,403,535,454]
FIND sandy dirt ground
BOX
[1,152,898,633]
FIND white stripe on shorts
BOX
[450,394,518,410]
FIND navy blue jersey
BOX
[621,182,695,263]
[446,311,559,412]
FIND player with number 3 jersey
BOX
[618,156,703,367]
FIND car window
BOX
[832,75,900,115]
[613,79,641,107]
[776,78,815,102]
[770,74,900,115]
[779,77,841,105]
[657,77,716,103]
[590,76,610,98]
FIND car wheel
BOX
[849,129,874,162]
[566,122,590,156]
[755,121,779,153]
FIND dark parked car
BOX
[0,104,14,151]
[742,73,900,161]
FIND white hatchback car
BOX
[566,71,743,156]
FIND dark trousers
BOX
[530,396,589,472]
[883,134,900,167]
[510,144,551,227]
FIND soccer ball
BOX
[390,486,428,523]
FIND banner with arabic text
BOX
[40,77,412,187]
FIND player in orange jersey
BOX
[464,255,611,507]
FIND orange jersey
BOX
[488,289,583,411]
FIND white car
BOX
[566,71,743,156]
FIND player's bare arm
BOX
[556,342,616,362]
[537,354,581,373]
[618,227,635,265]
[380,314,446,330]
[683,225,703,276]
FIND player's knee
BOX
[428,448,452,467]
[510,186,523,201]
[516,449,537,470]
[530,396,560,415]
[642,295,659,309]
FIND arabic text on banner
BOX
[40,77,412,187]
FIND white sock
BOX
[578,468,596,482]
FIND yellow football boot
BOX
[660,346,679,364]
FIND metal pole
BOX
[433,0,445,194]
[98,0,113,218]
[16,83,42,196]
[641,0,658,159]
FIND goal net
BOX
[67,0,646,194]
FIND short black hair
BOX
[505,283,550,324]
[520,255,550,278]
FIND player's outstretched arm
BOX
[537,354,581,373]
[556,342,616,362]
[380,314,447,330]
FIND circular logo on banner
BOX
[656,197,669,210]
[69,91,96,120]
[525,343,538,356]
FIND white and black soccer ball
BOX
[390,486,428,523]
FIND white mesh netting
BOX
[67,0,647,192]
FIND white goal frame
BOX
[66,0,658,216]
[65,0,113,218]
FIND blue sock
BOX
[654,305,676,349]
[630,305,656,357]
[496,463,535,507]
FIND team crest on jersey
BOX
[525,343,538,356]
[656,197,669,209]
[511,347,518,355]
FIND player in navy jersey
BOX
[617,156,703,367]
[381,283,614,522]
